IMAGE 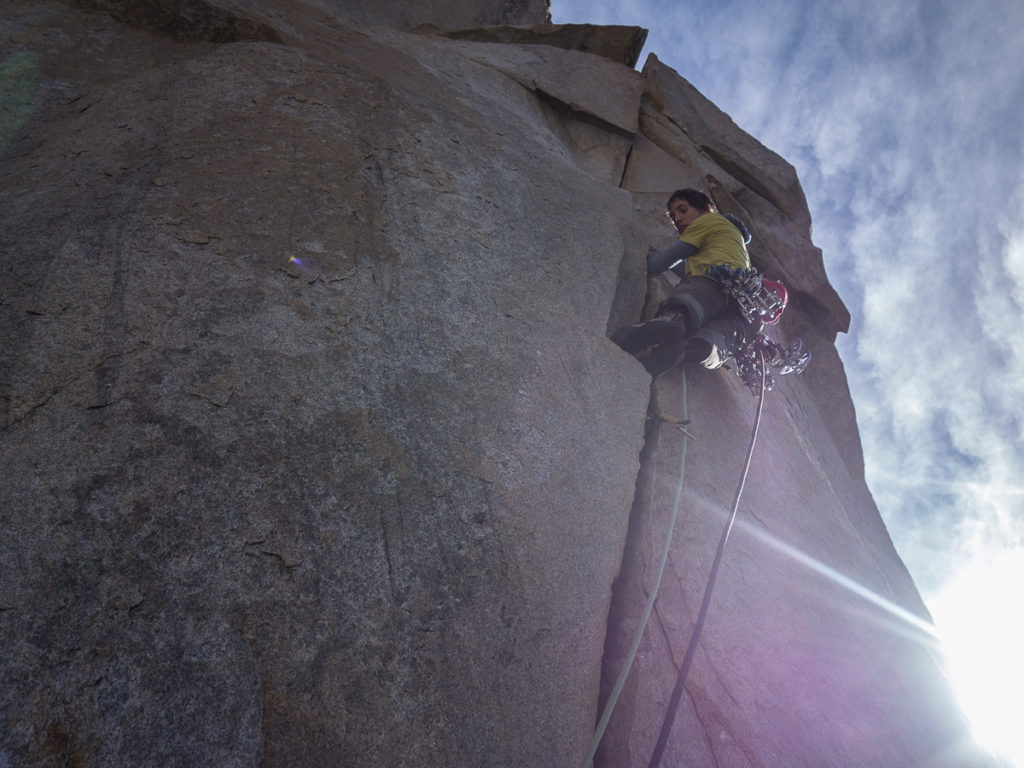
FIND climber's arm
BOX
[647,240,697,276]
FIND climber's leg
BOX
[689,310,748,369]
[611,317,687,355]
[658,276,729,328]
[641,337,691,378]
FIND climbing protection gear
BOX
[706,265,787,324]
[760,279,788,324]
[732,334,811,394]
[654,412,696,440]
[705,265,811,393]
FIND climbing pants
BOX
[612,276,749,377]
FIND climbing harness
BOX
[706,265,812,393]
[579,352,769,768]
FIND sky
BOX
[551,0,1024,763]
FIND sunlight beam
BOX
[734,518,939,637]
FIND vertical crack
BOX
[618,137,636,189]
[591,400,662,767]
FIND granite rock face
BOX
[438,23,648,68]
[316,0,550,31]
[0,1,986,767]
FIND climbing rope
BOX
[580,352,768,768]
[578,371,692,768]
[646,350,767,768]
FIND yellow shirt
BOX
[679,212,750,276]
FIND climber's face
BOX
[668,198,705,233]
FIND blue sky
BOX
[551,0,1024,761]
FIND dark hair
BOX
[666,188,714,213]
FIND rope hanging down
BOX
[577,371,693,768]
[580,352,768,768]
[646,351,767,768]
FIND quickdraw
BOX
[706,265,812,394]
[731,334,811,394]
[706,265,786,324]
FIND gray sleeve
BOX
[647,240,698,275]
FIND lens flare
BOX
[735,518,940,638]
[930,551,1024,767]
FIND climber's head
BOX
[666,188,714,234]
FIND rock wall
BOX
[0,1,987,766]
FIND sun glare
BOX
[930,550,1024,767]
[737,519,1023,765]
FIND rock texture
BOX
[0,1,989,767]
[438,23,648,68]
[321,0,550,32]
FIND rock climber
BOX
[612,188,755,378]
